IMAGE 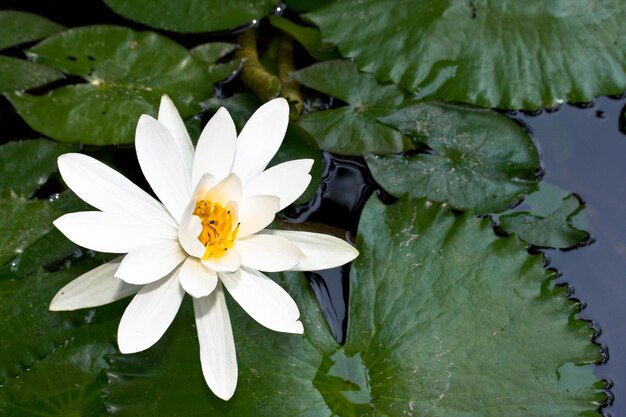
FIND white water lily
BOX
[50,96,358,400]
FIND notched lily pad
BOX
[366,103,540,213]
[498,182,590,249]
[0,55,64,93]
[268,16,340,61]
[307,0,626,109]
[7,25,214,145]
[343,196,603,416]
[293,60,413,155]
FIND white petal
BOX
[50,257,140,311]
[193,283,237,400]
[54,212,177,253]
[157,95,195,175]
[180,257,218,298]
[219,267,303,334]
[57,153,176,229]
[115,241,187,285]
[204,173,242,205]
[178,198,208,258]
[201,250,241,272]
[135,115,192,223]
[243,159,313,210]
[235,234,303,272]
[261,230,359,271]
[118,269,185,354]
[192,107,237,188]
[231,98,289,185]
[237,195,280,238]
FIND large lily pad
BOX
[7,26,213,145]
[103,195,601,416]
[498,182,590,249]
[307,0,626,109]
[103,0,276,33]
[0,11,64,51]
[293,60,413,155]
[366,103,540,213]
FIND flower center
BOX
[193,199,240,260]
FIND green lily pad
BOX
[499,182,590,249]
[103,0,276,33]
[307,0,626,109]
[268,16,340,61]
[0,139,75,197]
[342,196,602,415]
[0,11,64,51]
[103,195,602,415]
[293,60,413,155]
[0,261,124,417]
[283,0,334,12]
[366,103,540,213]
[0,55,64,93]
[7,25,213,145]
[190,42,239,64]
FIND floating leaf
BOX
[0,260,123,416]
[190,42,239,64]
[293,60,412,155]
[103,0,275,33]
[0,11,64,51]
[283,0,334,12]
[268,16,340,61]
[366,103,540,213]
[307,0,626,109]
[0,139,75,196]
[499,182,590,248]
[7,25,213,145]
[342,196,602,415]
[0,55,63,93]
[0,192,83,267]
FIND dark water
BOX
[297,96,626,415]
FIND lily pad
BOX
[103,195,602,415]
[103,0,276,33]
[0,139,75,197]
[268,16,340,61]
[0,55,64,93]
[0,261,122,416]
[0,11,64,51]
[293,60,413,155]
[366,103,540,213]
[342,196,602,415]
[307,0,626,109]
[499,182,590,249]
[7,25,213,145]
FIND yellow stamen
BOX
[193,199,239,260]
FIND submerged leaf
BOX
[7,26,213,145]
[293,60,412,155]
[366,103,540,213]
[499,182,590,248]
[307,0,626,109]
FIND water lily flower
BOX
[49,96,358,400]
